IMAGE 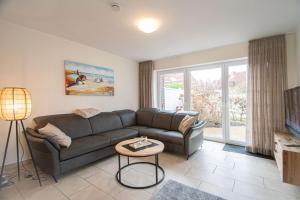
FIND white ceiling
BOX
[0,0,300,61]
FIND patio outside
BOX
[160,65,247,143]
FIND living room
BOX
[0,0,300,200]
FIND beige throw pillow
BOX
[38,123,71,148]
[73,108,101,118]
[178,115,196,135]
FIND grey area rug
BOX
[153,180,226,200]
[223,144,274,160]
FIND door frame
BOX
[156,58,248,146]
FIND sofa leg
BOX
[186,155,189,160]
[52,175,58,183]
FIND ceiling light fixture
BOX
[137,18,159,33]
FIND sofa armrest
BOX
[184,121,207,138]
[26,128,61,178]
[191,120,207,131]
[26,128,61,150]
[184,121,207,157]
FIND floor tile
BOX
[148,180,255,200]
[94,156,129,175]
[86,169,123,194]
[263,177,300,197]
[186,169,235,190]
[112,187,152,200]
[0,185,24,200]
[74,164,103,179]
[54,174,89,197]
[2,140,300,200]
[69,185,114,200]
[214,166,264,187]
[234,180,299,200]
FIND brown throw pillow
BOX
[178,115,196,135]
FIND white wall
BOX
[154,34,299,89]
[0,20,139,164]
[154,42,248,70]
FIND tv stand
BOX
[274,132,300,186]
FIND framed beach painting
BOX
[64,60,114,96]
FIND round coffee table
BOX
[115,138,165,189]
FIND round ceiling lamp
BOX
[137,18,160,33]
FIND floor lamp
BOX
[0,87,41,187]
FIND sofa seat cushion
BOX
[158,131,184,145]
[101,128,139,145]
[139,128,167,140]
[60,135,110,161]
[127,126,148,131]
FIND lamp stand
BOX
[0,120,42,187]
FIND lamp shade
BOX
[0,87,32,121]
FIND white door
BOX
[157,59,248,145]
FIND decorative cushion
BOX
[178,115,196,135]
[73,108,101,118]
[38,123,71,148]
[171,112,199,131]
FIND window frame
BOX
[156,58,248,146]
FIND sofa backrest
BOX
[170,111,199,131]
[113,109,136,127]
[89,112,123,134]
[152,112,175,130]
[136,108,159,126]
[34,114,93,139]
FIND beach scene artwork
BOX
[64,60,114,96]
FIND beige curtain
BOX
[247,35,287,156]
[139,61,153,108]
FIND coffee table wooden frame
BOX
[115,139,165,189]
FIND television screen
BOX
[284,86,300,139]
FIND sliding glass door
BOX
[227,64,247,143]
[190,67,223,140]
[157,59,248,145]
[158,70,185,112]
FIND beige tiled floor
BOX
[1,141,300,200]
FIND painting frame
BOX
[64,60,114,96]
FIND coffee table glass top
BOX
[115,138,164,157]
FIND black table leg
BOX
[115,153,165,189]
